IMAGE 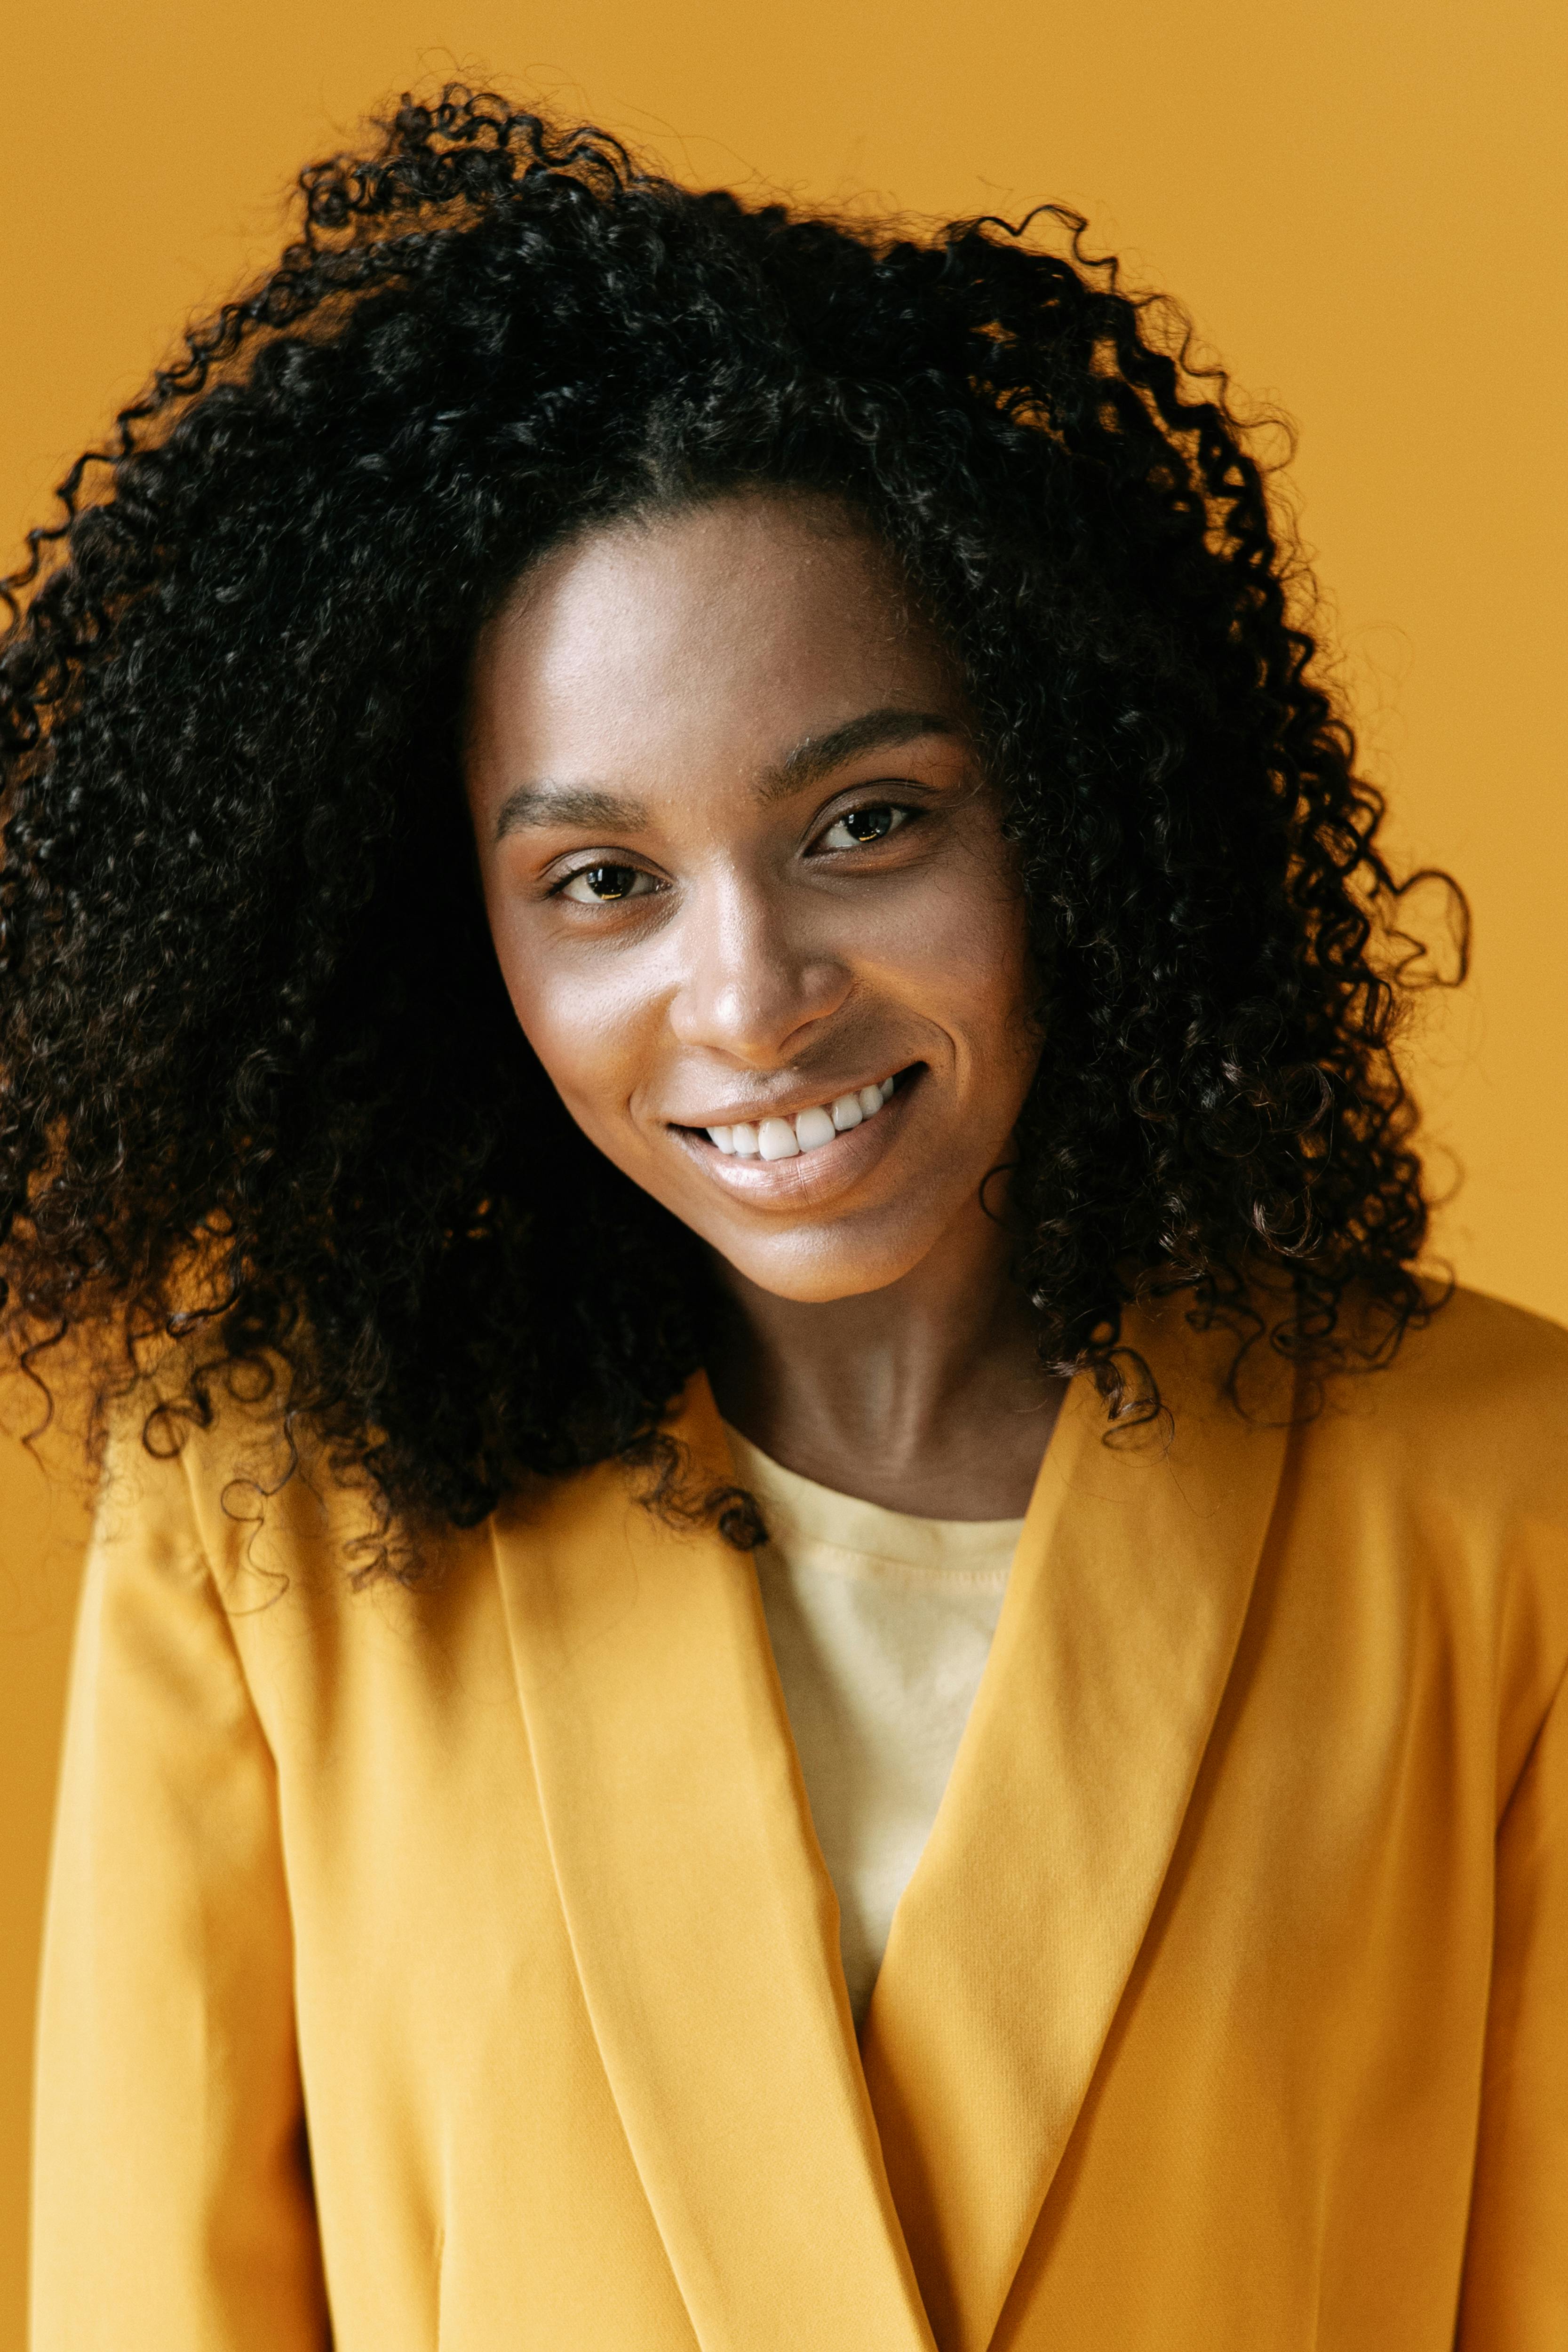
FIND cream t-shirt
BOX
[724,1423,1024,2026]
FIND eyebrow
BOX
[491,706,966,841]
[756,707,968,801]
[494,783,649,841]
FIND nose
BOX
[667,866,852,1067]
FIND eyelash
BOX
[551,801,919,905]
[555,862,657,906]
[816,802,915,851]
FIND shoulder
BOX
[89,1365,509,1754]
[1293,1287,1568,1727]
[93,1358,446,1609]
[1403,1280,1568,1396]
[1315,1284,1568,1518]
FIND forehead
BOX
[465,492,963,787]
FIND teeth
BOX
[795,1105,836,1151]
[758,1117,799,1160]
[707,1074,901,1160]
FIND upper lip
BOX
[667,1067,907,1131]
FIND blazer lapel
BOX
[493,1376,935,2352]
[859,1303,1291,2352]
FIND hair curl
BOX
[0,87,1465,1572]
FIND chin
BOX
[715,1226,932,1305]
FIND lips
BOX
[705,1075,897,1161]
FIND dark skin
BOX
[464,489,1063,1517]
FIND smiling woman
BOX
[5,86,1566,2352]
[463,495,1053,1511]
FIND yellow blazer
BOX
[31,1288,1568,2351]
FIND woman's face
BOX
[464,491,1039,1304]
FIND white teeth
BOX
[758,1117,800,1160]
[705,1076,901,1160]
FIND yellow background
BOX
[2,0,1564,2336]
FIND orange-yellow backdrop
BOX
[3,0,1565,2336]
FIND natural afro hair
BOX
[0,87,1465,1573]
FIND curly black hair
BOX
[0,87,1465,1570]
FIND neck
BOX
[705,1194,1064,1520]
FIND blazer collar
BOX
[860,1300,1290,2350]
[492,1383,936,2352]
[493,1304,1288,2352]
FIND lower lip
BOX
[669,1072,921,1206]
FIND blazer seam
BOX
[1496,1651,1568,1827]
[171,1430,286,1770]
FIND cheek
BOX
[871,866,1035,1074]
[487,913,652,1143]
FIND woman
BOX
[6,88,1564,2352]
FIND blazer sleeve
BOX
[1457,1670,1568,2349]
[30,1430,331,2352]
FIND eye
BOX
[558,863,657,905]
[817,803,912,851]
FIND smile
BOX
[704,1075,898,1161]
